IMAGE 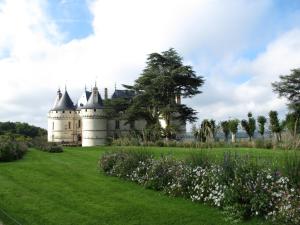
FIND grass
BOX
[0,146,293,225]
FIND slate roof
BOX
[111,89,135,99]
[52,90,76,111]
[81,87,103,109]
[77,90,92,109]
[52,89,62,109]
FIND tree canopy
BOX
[220,121,230,142]
[0,121,47,138]
[257,115,267,138]
[124,48,204,139]
[241,112,256,141]
[272,69,300,110]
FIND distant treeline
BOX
[0,121,47,138]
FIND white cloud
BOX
[193,28,300,125]
[0,0,298,130]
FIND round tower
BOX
[48,88,77,143]
[80,84,107,146]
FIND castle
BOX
[48,84,186,146]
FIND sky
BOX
[1,0,300,130]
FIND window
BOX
[85,109,87,112]
[94,109,96,112]
[78,120,81,128]
[52,122,54,130]
[68,121,71,129]
[69,111,72,114]
[115,120,120,129]
[62,110,65,113]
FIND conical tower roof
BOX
[52,90,75,111]
[52,89,62,110]
[82,85,103,109]
[77,90,92,109]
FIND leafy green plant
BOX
[99,150,300,224]
[0,135,28,162]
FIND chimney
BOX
[104,88,108,100]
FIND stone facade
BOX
[48,85,186,146]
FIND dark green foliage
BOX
[145,156,177,191]
[269,111,283,142]
[272,69,300,109]
[0,121,46,138]
[257,116,267,137]
[241,112,256,141]
[220,121,230,142]
[193,119,216,142]
[33,137,63,153]
[228,119,239,142]
[124,48,204,139]
[100,150,152,178]
[285,113,300,136]
[103,97,132,120]
[0,136,28,162]
[100,150,300,224]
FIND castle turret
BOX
[48,89,77,143]
[80,84,107,146]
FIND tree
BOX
[272,69,300,108]
[285,113,300,136]
[269,110,284,142]
[240,112,256,141]
[124,48,204,140]
[220,121,230,142]
[200,119,216,142]
[0,121,46,138]
[272,69,300,136]
[257,116,267,138]
[228,119,239,143]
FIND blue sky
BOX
[46,0,93,41]
[0,0,300,129]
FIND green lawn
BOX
[1,146,293,225]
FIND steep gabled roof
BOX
[52,90,75,111]
[111,89,135,99]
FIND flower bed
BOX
[99,151,300,224]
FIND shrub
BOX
[99,150,300,224]
[0,136,28,162]
[33,137,63,153]
[144,156,177,191]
